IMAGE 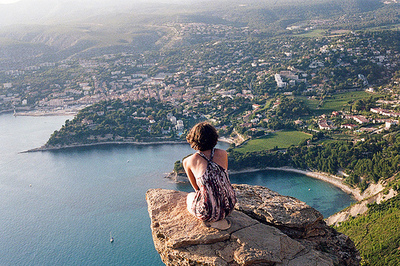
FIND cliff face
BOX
[146,184,360,265]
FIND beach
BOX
[230,166,363,201]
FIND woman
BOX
[183,122,236,230]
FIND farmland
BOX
[234,131,312,153]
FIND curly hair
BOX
[186,122,219,151]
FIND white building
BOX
[175,120,184,131]
[3,83,12,89]
[169,115,177,125]
[274,74,287,88]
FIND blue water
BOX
[230,171,355,218]
[0,114,355,265]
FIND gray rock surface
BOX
[146,184,360,265]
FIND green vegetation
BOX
[295,29,327,38]
[173,160,185,174]
[46,99,199,146]
[336,195,400,266]
[234,131,312,153]
[288,135,400,185]
[229,132,400,189]
[299,91,381,114]
[1,1,400,264]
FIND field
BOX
[298,91,378,115]
[235,130,312,153]
[295,29,326,38]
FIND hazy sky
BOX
[0,0,20,3]
[0,0,196,3]
[0,0,215,27]
[0,0,216,4]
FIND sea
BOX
[0,114,356,265]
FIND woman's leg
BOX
[186,192,196,216]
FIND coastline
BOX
[14,111,360,201]
[22,140,188,153]
[24,135,234,153]
[13,111,78,116]
[230,166,363,201]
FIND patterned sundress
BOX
[187,148,236,222]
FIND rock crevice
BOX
[146,184,360,265]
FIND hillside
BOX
[336,194,400,265]
[2,1,400,263]
[0,0,398,69]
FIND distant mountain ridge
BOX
[0,0,386,28]
[0,0,394,69]
[0,0,149,26]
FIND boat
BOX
[110,232,114,243]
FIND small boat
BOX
[110,232,114,243]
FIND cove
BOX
[0,114,355,265]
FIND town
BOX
[1,1,400,264]
[1,27,400,144]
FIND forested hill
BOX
[228,134,400,192]
[336,194,400,265]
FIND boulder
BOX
[233,184,323,238]
[146,184,360,265]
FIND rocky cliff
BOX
[146,184,360,265]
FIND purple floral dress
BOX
[187,149,236,222]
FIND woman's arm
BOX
[183,156,199,191]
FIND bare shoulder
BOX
[183,153,199,167]
[213,148,228,169]
[214,148,227,157]
[183,153,194,164]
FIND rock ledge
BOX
[146,184,360,265]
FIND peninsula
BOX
[2,0,400,264]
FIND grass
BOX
[235,130,312,153]
[298,91,379,114]
[295,29,354,38]
[294,29,326,38]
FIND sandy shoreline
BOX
[230,166,362,201]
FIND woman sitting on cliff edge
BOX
[183,122,236,230]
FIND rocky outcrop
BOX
[146,184,360,265]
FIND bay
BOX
[0,114,355,265]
